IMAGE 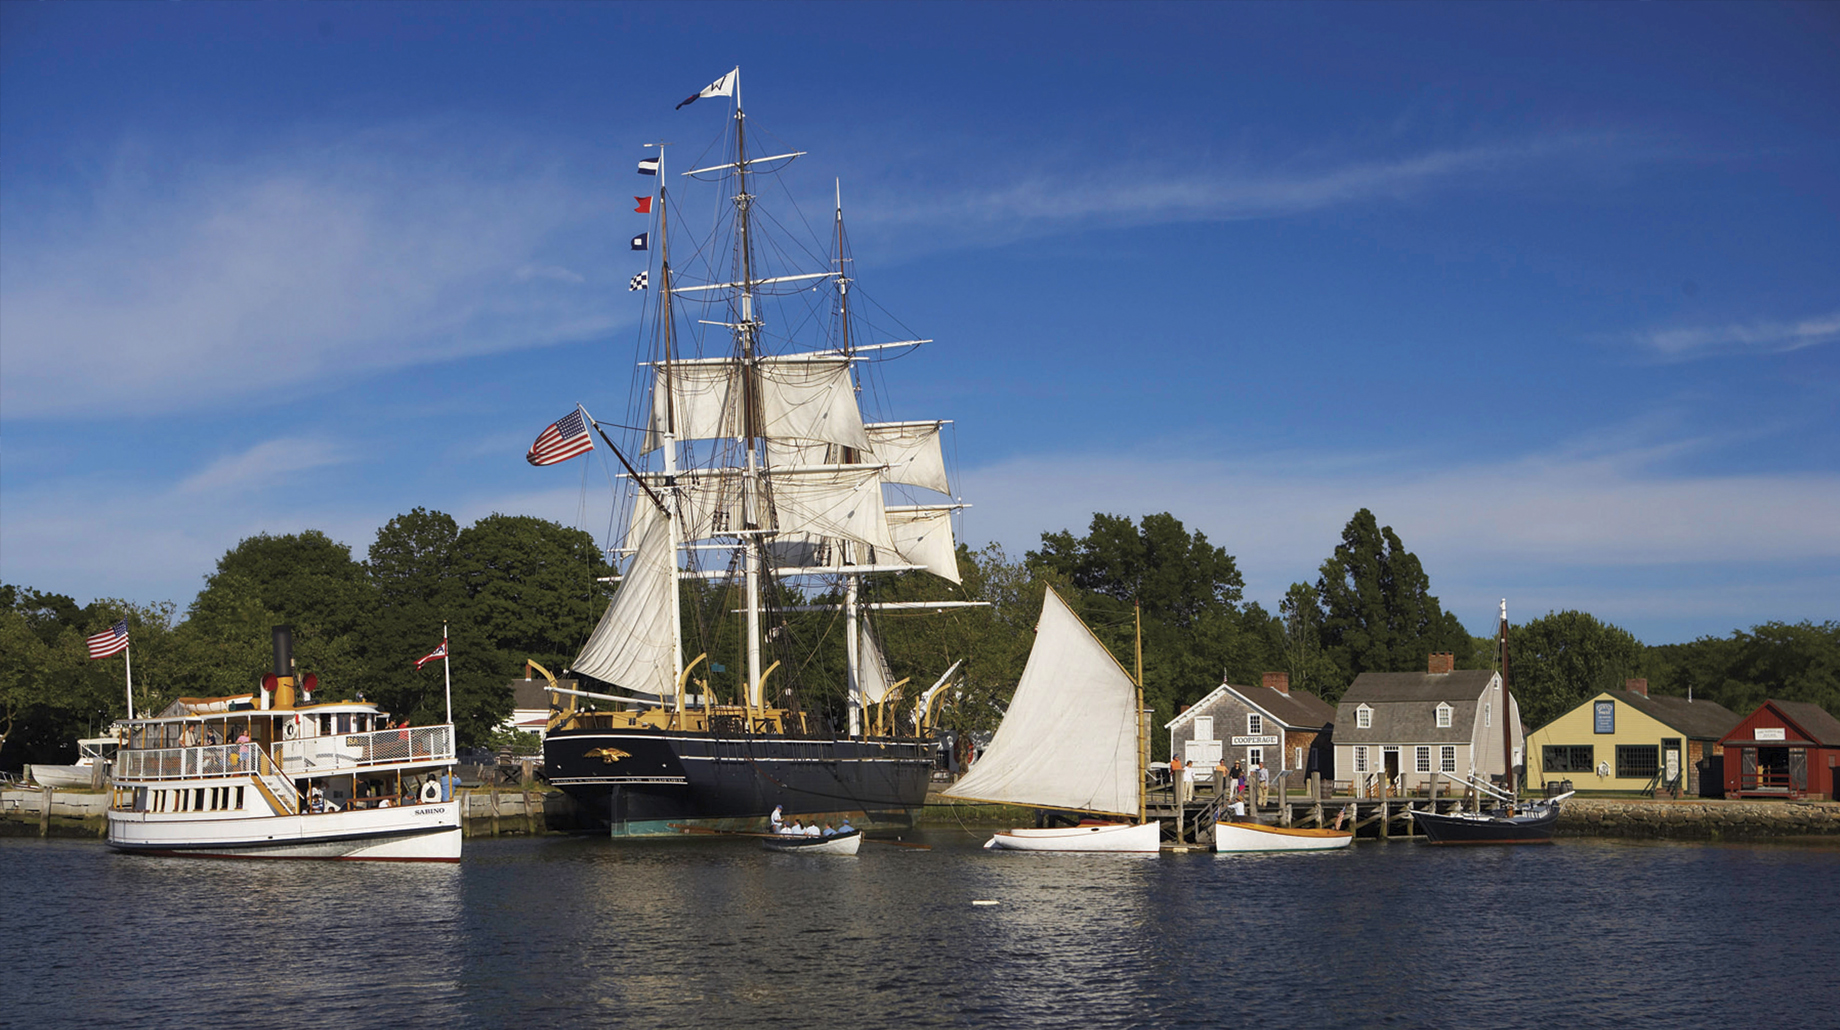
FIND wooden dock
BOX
[1150,771,1494,848]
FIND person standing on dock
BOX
[1256,763,1270,806]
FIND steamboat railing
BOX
[114,726,454,781]
[275,726,454,776]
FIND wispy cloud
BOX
[841,131,1623,246]
[175,437,352,495]
[956,436,1840,638]
[0,124,624,421]
[1635,311,1840,361]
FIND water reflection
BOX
[4,833,1836,1029]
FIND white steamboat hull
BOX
[1212,820,1353,853]
[108,801,461,862]
[985,821,1161,853]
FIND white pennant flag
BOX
[676,67,738,110]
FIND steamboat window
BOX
[1415,746,1432,773]
[236,786,245,810]
[1356,705,1373,729]
[1440,746,1457,773]
[1436,703,1453,729]
[1247,714,1263,736]
[1543,745,1594,773]
[1616,745,1659,779]
[194,788,205,811]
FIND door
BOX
[1741,748,1757,791]
[1789,749,1808,795]
[1662,738,1682,794]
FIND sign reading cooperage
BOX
[1231,735,1280,746]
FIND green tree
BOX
[1028,512,1280,757]
[1315,509,1473,688]
[1647,621,1840,716]
[1509,610,1647,730]
[1280,581,1343,700]
[360,508,464,720]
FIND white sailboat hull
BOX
[1212,820,1353,853]
[985,821,1160,853]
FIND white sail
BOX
[858,622,897,705]
[636,465,898,555]
[571,503,679,698]
[644,356,871,454]
[886,505,960,584]
[942,587,1140,818]
[864,421,949,494]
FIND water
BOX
[4,830,1836,1029]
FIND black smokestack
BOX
[272,625,294,678]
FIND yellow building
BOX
[1526,680,1738,796]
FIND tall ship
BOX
[106,626,461,861]
[540,68,969,837]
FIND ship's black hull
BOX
[1411,803,1560,845]
[544,727,933,837]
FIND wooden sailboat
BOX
[942,586,1161,852]
[1412,600,1566,845]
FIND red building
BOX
[1719,700,1840,801]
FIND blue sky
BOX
[3,2,1836,645]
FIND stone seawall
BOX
[1558,798,1840,841]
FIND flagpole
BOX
[124,644,135,720]
[442,622,453,726]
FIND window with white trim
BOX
[1436,703,1453,729]
[1354,746,1369,773]
[1415,746,1432,773]
[1440,746,1457,773]
[1356,705,1373,729]
[1247,713,1262,736]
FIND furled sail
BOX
[886,505,960,584]
[941,587,1140,818]
[644,355,871,454]
[864,421,949,494]
[571,503,679,698]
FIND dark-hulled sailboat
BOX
[1412,600,1569,844]
[539,68,969,837]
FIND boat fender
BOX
[420,779,441,803]
[283,720,298,739]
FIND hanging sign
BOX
[1594,701,1615,734]
[1755,727,1786,741]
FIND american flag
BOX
[87,620,130,660]
[527,409,594,466]
[415,639,448,669]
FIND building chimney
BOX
[1626,678,1648,697]
[1263,672,1291,694]
[1428,652,1454,675]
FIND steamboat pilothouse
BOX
[106,626,461,862]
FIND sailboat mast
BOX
[1499,599,1515,801]
[1136,600,1147,824]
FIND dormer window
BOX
[1356,705,1373,730]
[1436,703,1453,729]
[1247,713,1263,735]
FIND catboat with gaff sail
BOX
[942,586,1160,852]
[539,68,972,838]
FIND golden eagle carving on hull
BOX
[585,747,631,764]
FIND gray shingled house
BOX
[1333,653,1524,793]
[1166,672,1337,782]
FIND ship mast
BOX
[837,179,865,738]
[731,80,768,710]
[1499,599,1515,806]
[650,141,687,714]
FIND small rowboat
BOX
[1213,820,1353,853]
[761,829,863,855]
[985,821,1161,853]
